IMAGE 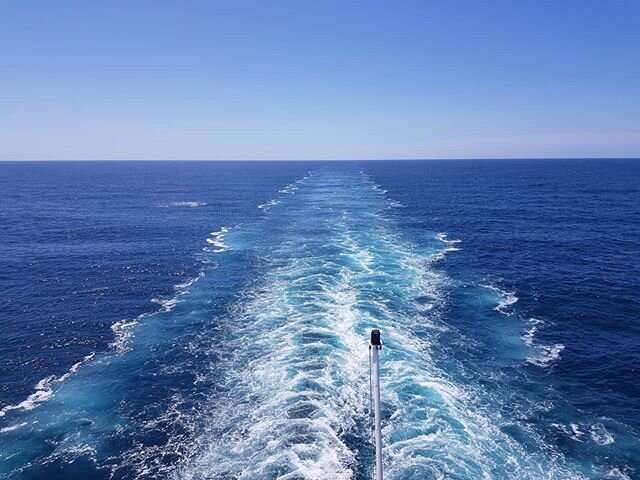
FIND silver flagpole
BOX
[370,329,383,480]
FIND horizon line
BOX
[1,157,640,162]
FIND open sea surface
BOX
[0,160,639,479]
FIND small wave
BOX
[591,423,615,445]
[552,422,616,446]
[435,232,462,245]
[482,284,518,315]
[0,353,95,419]
[158,201,208,208]
[521,318,545,346]
[522,318,565,368]
[257,199,281,211]
[521,327,537,346]
[387,199,405,209]
[552,423,587,442]
[0,421,27,433]
[606,468,631,479]
[111,282,193,354]
[110,272,204,356]
[174,271,205,289]
[204,227,230,253]
[110,319,139,354]
[279,185,298,194]
[427,232,462,264]
[151,297,178,312]
[528,344,565,367]
[370,183,388,194]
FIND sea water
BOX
[0,160,638,479]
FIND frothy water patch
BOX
[0,353,95,419]
[110,319,139,354]
[482,284,519,315]
[607,468,632,479]
[279,185,299,194]
[528,343,565,367]
[521,317,545,346]
[429,232,462,263]
[591,423,615,445]
[522,318,565,368]
[257,199,281,211]
[205,227,230,253]
[174,271,205,290]
[111,272,206,355]
[552,422,588,442]
[552,422,615,446]
[0,422,27,433]
[151,297,179,312]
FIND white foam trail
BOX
[0,353,95,418]
[7,272,186,427]
[0,422,27,433]
[111,273,204,355]
[175,171,583,480]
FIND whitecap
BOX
[110,319,139,354]
[527,344,565,367]
[606,468,631,479]
[521,318,545,346]
[551,422,586,442]
[482,284,518,315]
[590,423,615,445]
[427,233,462,264]
[204,227,230,253]
[0,422,28,433]
[435,232,462,245]
[521,326,538,347]
[279,185,298,194]
[257,199,281,211]
[151,297,178,312]
[0,352,95,418]
[174,271,205,290]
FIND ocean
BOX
[0,160,638,479]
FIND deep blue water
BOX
[0,160,639,479]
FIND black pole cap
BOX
[370,329,382,346]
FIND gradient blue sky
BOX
[1,0,639,160]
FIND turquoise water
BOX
[0,160,639,479]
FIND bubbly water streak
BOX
[178,170,582,480]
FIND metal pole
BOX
[370,329,383,480]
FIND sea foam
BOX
[0,352,95,419]
[204,227,230,253]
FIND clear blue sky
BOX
[1,0,639,160]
